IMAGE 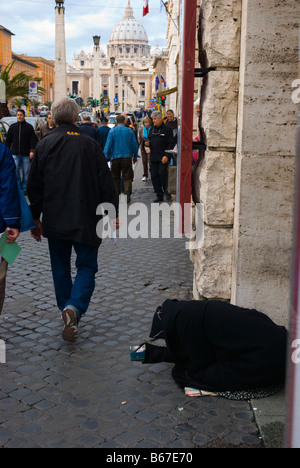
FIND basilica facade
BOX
[66,1,156,111]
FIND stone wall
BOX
[191,0,242,301]
[232,0,298,325]
[191,0,298,325]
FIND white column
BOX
[124,76,128,111]
[93,44,100,103]
[54,3,67,101]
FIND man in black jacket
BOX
[79,114,102,145]
[27,98,119,343]
[165,109,178,167]
[147,111,175,202]
[5,109,37,194]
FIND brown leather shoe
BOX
[62,308,79,343]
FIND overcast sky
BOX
[2,0,168,65]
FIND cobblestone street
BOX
[0,161,263,448]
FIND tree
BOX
[0,60,45,118]
[12,98,23,108]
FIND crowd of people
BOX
[79,106,178,204]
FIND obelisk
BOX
[54,0,67,101]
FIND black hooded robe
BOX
[145,299,287,392]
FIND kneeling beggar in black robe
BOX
[135,299,287,395]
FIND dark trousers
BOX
[48,239,99,320]
[141,149,149,178]
[150,160,169,200]
[0,259,8,314]
[111,158,133,195]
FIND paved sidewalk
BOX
[0,160,266,448]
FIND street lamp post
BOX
[93,35,101,113]
[54,0,67,100]
[119,68,123,112]
[109,56,115,112]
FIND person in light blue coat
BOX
[104,114,138,203]
[0,142,21,313]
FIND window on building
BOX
[139,82,145,97]
[72,81,79,96]
[80,60,84,66]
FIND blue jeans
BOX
[48,239,99,321]
[13,155,31,193]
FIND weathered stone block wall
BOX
[202,72,239,149]
[232,155,295,325]
[191,0,241,300]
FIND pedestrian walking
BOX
[97,117,111,149]
[39,112,56,140]
[138,116,151,181]
[5,109,37,195]
[165,109,178,166]
[27,97,119,343]
[0,142,20,314]
[104,114,138,204]
[79,114,101,144]
[146,111,175,202]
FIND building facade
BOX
[67,1,155,111]
[164,0,180,112]
[0,27,37,78]
[0,26,14,71]
[11,53,37,78]
[18,55,55,103]
[0,25,55,105]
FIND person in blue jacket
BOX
[0,142,21,314]
[104,114,138,204]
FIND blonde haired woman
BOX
[138,116,152,181]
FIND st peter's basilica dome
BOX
[107,0,151,60]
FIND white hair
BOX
[151,110,162,118]
[51,97,79,126]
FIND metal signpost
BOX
[28,80,38,100]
